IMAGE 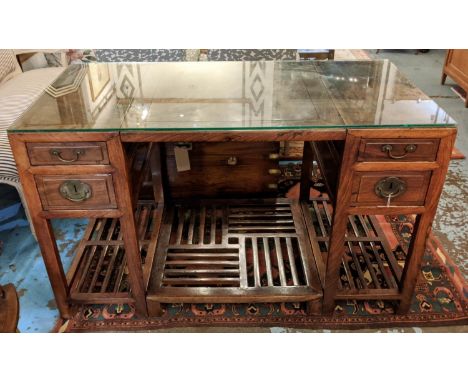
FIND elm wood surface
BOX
[441,49,468,107]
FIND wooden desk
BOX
[8,61,457,319]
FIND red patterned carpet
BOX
[64,213,467,332]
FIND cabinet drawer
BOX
[357,139,439,162]
[35,174,117,210]
[351,171,431,206]
[165,142,280,198]
[27,142,109,165]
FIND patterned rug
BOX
[64,209,467,332]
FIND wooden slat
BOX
[163,278,239,286]
[368,215,403,282]
[252,237,261,287]
[66,218,97,285]
[187,209,195,244]
[142,205,164,288]
[229,226,296,231]
[229,213,293,218]
[165,260,239,266]
[175,208,184,245]
[263,238,273,286]
[210,206,216,244]
[87,218,118,293]
[286,237,299,286]
[274,237,287,286]
[166,253,238,259]
[76,219,107,291]
[347,217,381,288]
[199,206,206,245]
[356,215,397,289]
[164,269,240,275]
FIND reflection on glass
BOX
[10,60,456,132]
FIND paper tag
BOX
[174,146,191,172]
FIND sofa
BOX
[0,49,65,236]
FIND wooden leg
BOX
[148,301,164,317]
[441,72,447,85]
[8,136,71,319]
[322,134,360,314]
[306,299,321,315]
[300,141,313,201]
[35,219,71,318]
[397,132,456,313]
[397,215,429,313]
[107,137,148,316]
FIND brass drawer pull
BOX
[381,144,417,159]
[268,168,281,175]
[50,149,84,163]
[269,153,280,160]
[375,177,407,204]
[227,156,238,166]
[59,180,92,202]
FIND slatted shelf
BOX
[302,197,405,300]
[67,201,162,304]
[147,199,322,304]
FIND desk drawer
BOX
[357,139,439,162]
[351,171,431,206]
[35,174,117,210]
[27,142,109,165]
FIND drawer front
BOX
[357,139,439,162]
[35,174,117,210]
[165,142,280,198]
[27,142,109,165]
[351,171,431,206]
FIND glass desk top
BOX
[9,60,456,133]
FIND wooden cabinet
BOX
[442,49,468,107]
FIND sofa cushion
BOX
[0,67,64,179]
[0,50,20,84]
[0,67,64,126]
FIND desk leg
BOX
[397,133,455,313]
[8,136,71,319]
[322,134,360,314]
[107,137,148,316]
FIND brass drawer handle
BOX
[374,177,407,199]
[227,156,238,166]
[59,180,92,202]
[269,153,280,160]
[50,149,84,163]
[268,169,281,175]
[381,144,417,159]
